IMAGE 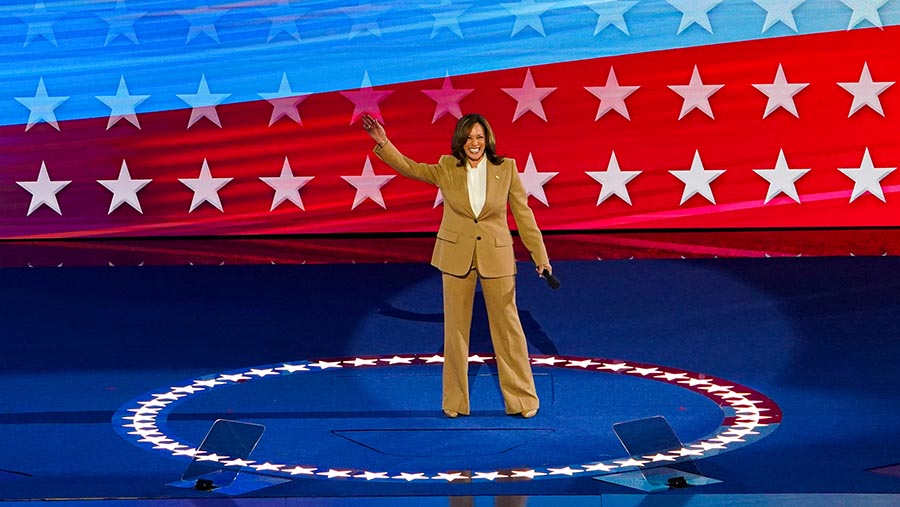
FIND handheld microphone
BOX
[542,269,561,290]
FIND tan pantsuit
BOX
[374,141,549,415]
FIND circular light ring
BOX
[113,354,781,483]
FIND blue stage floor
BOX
[1,247,899,505]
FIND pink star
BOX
[340,71,393,125]
[421,74,473,123]
[342,156,395,210]
[502,68,556,122]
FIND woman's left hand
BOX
[536,263,552,277]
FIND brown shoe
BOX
[522,409,538,419]
[443,409,458,418]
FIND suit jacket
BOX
[374,140,549,278]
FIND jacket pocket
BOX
[436,228,459,244]
[494,235,513,247]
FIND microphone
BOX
[541,269,560,290]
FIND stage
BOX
[1,232,899,505]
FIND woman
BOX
[361,113,551,419]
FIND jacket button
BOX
[474,219,478,223]
[476,236,482,240]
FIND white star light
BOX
[422,74,474,123]
[837,62,894,117]
[532,356,567,365]
[519,153,558,206]
[422,0,469,38]
[395,472,428,481]
[839,0,888,29]
[583,0,638,36]
[286,466,316,475]
[669,150,725,205]
[179,159,233,212]
[17,0,63,47]
[98,0,147,45]
[501,0,556,37]
[435,472,469,481]
[838,148,895,203]
[252,462,283,472]
[585,67,640,121]
[510,469,546,478]
[343,156,395,210]
[615,458,649,467]
[587,151,642,205]
[96,76,150,130]
[277,363,310,372]
[356,471,389,480]
[752,0,804,33]
[668,66,723,120]
[340,71,394,125]
[260,0,305,42]
[753,149,810,204]
[176,3,228,43]
[548,466,583,476]
[502,68,557,122]
[381,356,415,364]
[15,77,68,131]
[222,458,254,467]
[473,471,506,481]
[318,469,352,478]
[341,0,391,39]
[98,160,151,214]
[17,161,71,216]
[344,358,379,367]
[310,360,342,370]
[177,75,231,128]
[260,157,314,211]
[259,73,308,126]
[753,64,808,119]
[666,0,724,34]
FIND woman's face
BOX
[464,123,486,165]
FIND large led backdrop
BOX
[1,0,898,239]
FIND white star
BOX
[276,363,310,372]
[260,0,305,42]
[341,71,393,125]
[668,65,723,120]
[566,359,600,368]
[583,0,638,36]
[583,462,617,472]
[839,0,888,29]
[344,358,379,367]
[222,458,255,467]
[96,76,149,130]
[532,356,567,365]
[177,75,230,128]
[645,453,678,462]
[310,360,342,370]
[259,73,309,126]
[510,469,546,478]
[435,471,469,481]
[629,367,662,376]
[17,161,71,216]
[614,458,649,467]
[599,362,630,371]
[341,0,391,39]
[193,379,225,388]
[682,377,713,387]
[838,62,894,117]
[217,373,250,382]
[179,159,232,212]
[98,160,151,214]
[286,466,316,475]
[753,64,808,119]
[171,385,204,394]
[587,151,642,205]
[246,368,279,377]
[752,0,804,33]
[98,0,147,45]
[473,471,507,481]
[260,157,314,211]
[343,156,395,210]
[195,453,226,462]
[656,372,689,381]
[468,354,491,363]
[395,472,429,481]
[318,469,352,478]
[17,0,63,47]
[666,0,724,34]
[422,74,473,123]
[669,150,725,205]
[252,462,283,472]
[381,356,415,364]
[839,148,895,203]
[502,68,556,122]
[519,153,558,206]
[753,149,810,204]
[585,67,640,121]
[176,2,228,43]
[548,466,583,476]
[421,0,469,39]
[15,77,68,131]
[422,354,445,363]
[693,441,727,451]
[501,0,556,37]
[356,471,389,480]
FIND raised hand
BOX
[361,114,388,146]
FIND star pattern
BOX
[96,76,150,130]
[17,0,64,47]
[666,0,724,34]
[668,65,724,120]
[422,0,469,39]
[342,157,395,210]
[519,153,558,206]
[669,150,725,205]
[260,0,305,42]
[753,64,809,118]
[586,151,642,205]
[179,159,233,212]
[15,77,69,131]
[754,149,810,204]
[260,158,314,211]
[839,0,889,30]
[341,71,394,125]
[585,67,640,120]
[583,0,638,36]
[98,0,147,45]
[837,62,894,117]
[98,160,152,214]
[501,0,556,37]
[503,68,557,122]
[421,74,474,123]
[259,73,309,126]
[341,0,392,40]
[838,148,895,202]
[177,74,231,128]
[17,161,71,216]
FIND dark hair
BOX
[451,113,505,167]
